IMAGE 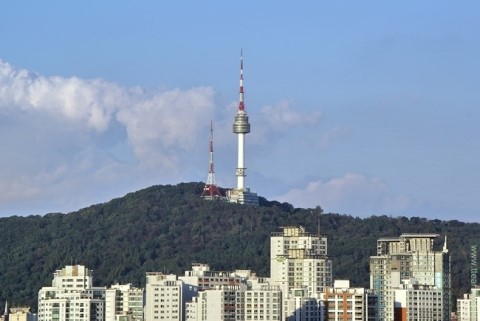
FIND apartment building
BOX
[393,279,443,321]
[105,284,143,321]
[370,234,450,321]
[8,308,37,321]
[185,284,281,321]
[457,288,480,321]
[144,273,185,321]
[37,265,105,321]
[270,226,332,320]
[270,226,332,295]
[179,263,247,290]
[322,280,378,321]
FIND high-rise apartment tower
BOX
[370,234,451,321]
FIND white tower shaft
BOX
[237,133,245,189]
[233,51,250,191]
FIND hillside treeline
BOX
[0,182,478,311]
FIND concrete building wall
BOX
[38,265,105,321]
[144,273,182,321]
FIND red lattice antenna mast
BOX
[201,121,223,199]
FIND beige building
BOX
[8,308,36,321]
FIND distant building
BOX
[270,226,332,320]
[457,294,471,321]
[7,308,36,321]
[185,284,281,321]
[393,278,443,321]
[270,226,332,294]
[105,284,143,321]
[282,287,323,321]
[179,263,247,290]
[144,273,198,321]
[144,273,183,321]
[241,285,282,321]
[322,280,378,321]
[186,285,240,321]
[457,288,480,321]
[370,234,451,321]
[37,265,105,321]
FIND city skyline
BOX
[1,1,479,221]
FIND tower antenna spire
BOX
[201,121,222,200]
[238,49,245,111]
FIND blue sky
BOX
[0,1,479,221]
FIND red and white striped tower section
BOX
[233,50,250,190]
[201,121,222,199]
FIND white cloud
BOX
[275,173,418,216]
[260,100,321,131]
[0,60,215,167]
[318,126,350,149]
[0,60,125,131]
[0,176,42,202]
[0,59,217,213]
[247,100,322,145]
[116,87,215,170]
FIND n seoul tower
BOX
[227,51,259,206]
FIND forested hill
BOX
[0,182,479,310]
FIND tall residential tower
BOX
[226,51,259,206]
[370,233,451,321]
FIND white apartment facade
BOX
[270,226,332,321]
[144,273,184,321]
[37,265,105,321]
[105,283,143,321]
[270,226,332,295]
[457,288,480,321]
[185,284,281,321]
[242,285,282,321]
[179,263,247,290]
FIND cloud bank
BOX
[0,60,216,214]
[0,60,216,165]
[275,173,419,216]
